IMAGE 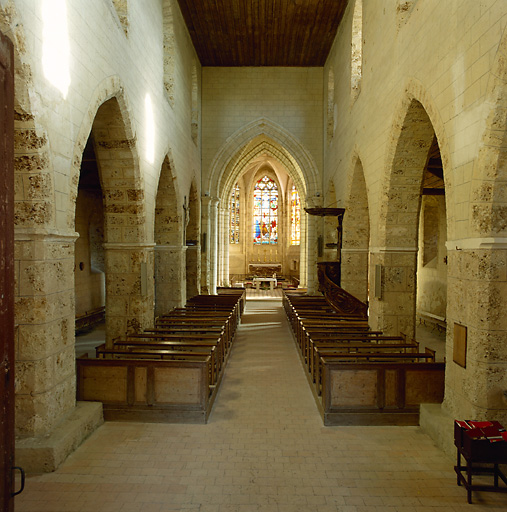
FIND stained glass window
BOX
[290,185,300,245]
[229,183,240,243]
[253,176,278,244]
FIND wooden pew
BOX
[297,319,371,350]
[186,294,243,324]
[283,290,445,426]
[155,316,233,347]
[95,342,218,385]
[313,346,436,396]
[121,332,226,367]
[320,358,445,426]
[308,336,419,382]
[217,287,246,313]
[78,293,243,424]
[77,355,216,423]
[159,310,236,340]
[305,332,412,370]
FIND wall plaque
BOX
[453,323,467,368]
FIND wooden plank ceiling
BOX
[176,0,350,66]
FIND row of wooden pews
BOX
[76,289,245,424]
[283,291,445,426]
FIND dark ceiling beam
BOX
[422,188,445,195]
[425,167,444,180]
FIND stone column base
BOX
[15,401,103,473]
[419,403,455,461]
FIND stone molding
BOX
[15,228,79,243]
[341,247,369,253]
[103,242,156,250]
[369,246,418,253]
[155,244,188,252]
[446,237,507,250]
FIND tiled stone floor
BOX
[17,300,505,511]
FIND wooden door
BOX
[0,29,15,512]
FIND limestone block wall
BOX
[201,67,323,192]
[324,0,507,437]
[1,0,201,446]
[326,0,507,245]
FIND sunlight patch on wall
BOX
[145,93,155,164]
[42,0,71,98]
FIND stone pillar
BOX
[443,243,507,423]
[217,206,224,287]
[200,196,212,294]
[219,206,230,287]
[209,198,219,295]
[299,211,308,288]
[15,230,78,437]
[14,229,103,472]
[341,248,369,302]
[155,244,187,316]
[306,212,319,294]
[103,242,155,345]
[186,244,201,299]
[368,247,418,337]
[421,241,507,458]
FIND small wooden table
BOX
[454,421,507,503]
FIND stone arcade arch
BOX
[370,90,451,340]
[341,154,370,302]
[154,152,185,316]
[204,118,321,294]
[70,84,153,346]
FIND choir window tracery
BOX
[253,176,278,244]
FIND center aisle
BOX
[210,299,320,429]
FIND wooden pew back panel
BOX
[77,357,213,423]
[322,361,445,426]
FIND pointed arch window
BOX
[229,183,240,244]
[253,176,278,244]
[290,185,300,245]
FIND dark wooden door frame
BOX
[0,28,15,512]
